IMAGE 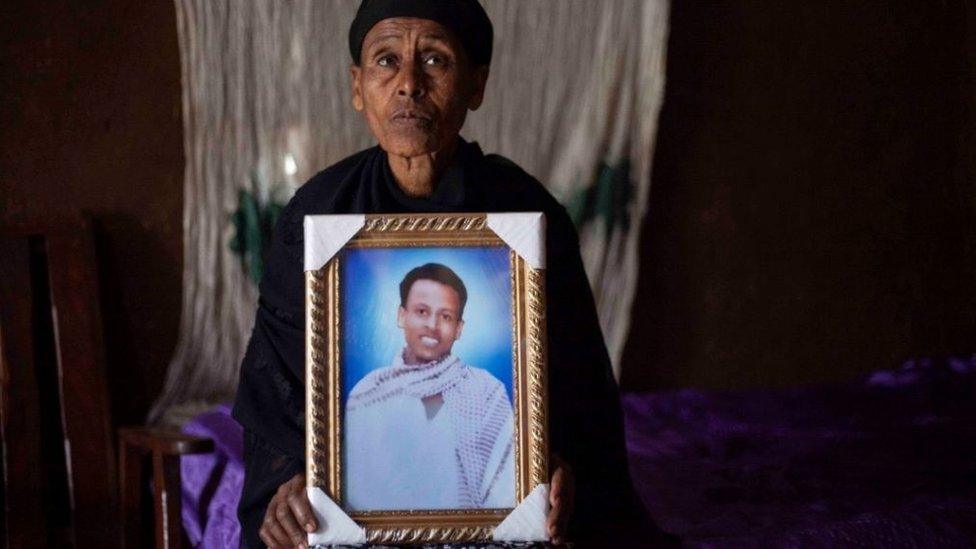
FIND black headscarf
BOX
[348,0,494,66]
[232,140,669,546]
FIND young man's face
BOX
[397,278,465,363]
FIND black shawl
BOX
[233,139,664,546]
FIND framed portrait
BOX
[303,212,550,544]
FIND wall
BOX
[3,1,975,406]
[0,0,184,425]
[621,2,976,390]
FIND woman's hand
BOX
[259,473,318,548]
[547,455,575,545]
[260,466,571,546]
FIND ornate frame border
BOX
[305,213,548,543]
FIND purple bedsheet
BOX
[626,355,976,547]
[182,356,976,547]
[181,403,244,548]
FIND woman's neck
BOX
[387,140,459,197]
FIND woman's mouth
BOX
[420,335,439,347]
[392,109,433,127]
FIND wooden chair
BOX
[0,219,118,547]
[0,218,214,548]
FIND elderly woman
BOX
[232,1,669,547]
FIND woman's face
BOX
[351,17,488,159]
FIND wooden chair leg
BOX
[119,428,213,549]
[154,452,184,549]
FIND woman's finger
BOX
[266,519,293,548]
[287,491,319,533]
[549,457,575,544]
[549,505,563,542]
[276,500,307,546]
[550,465,565,505]
[548,465,565,539]
[259,527,278,548]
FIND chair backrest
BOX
[0,219,118,547]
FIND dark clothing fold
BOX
[233,140,661,547]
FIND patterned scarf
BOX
[347,351,513,507]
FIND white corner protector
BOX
[306,486,366,545]
[304,214,365,272]
[491,483,550,542]
[486,212,546,270]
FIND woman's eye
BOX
[377,55,397,67]
[423,55,444,66]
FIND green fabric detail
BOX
[566,158,634,237]
[229,174,284,285]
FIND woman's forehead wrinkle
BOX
[363,32,403,51]
[417,33,452,48]
[366,19,453,44]
[365,18,420,40]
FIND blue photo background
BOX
[341,246,513,405]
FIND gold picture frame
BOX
[304,213,549,543]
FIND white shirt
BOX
[344,384,515,511]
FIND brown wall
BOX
[621,2,976,390]
[0,0,184,425]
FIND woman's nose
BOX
[396,58,426,99]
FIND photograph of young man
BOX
[343,262,515,511]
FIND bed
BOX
[181,355,976,547]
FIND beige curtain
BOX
[152,0,668,423]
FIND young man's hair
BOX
[399,263,468,319]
